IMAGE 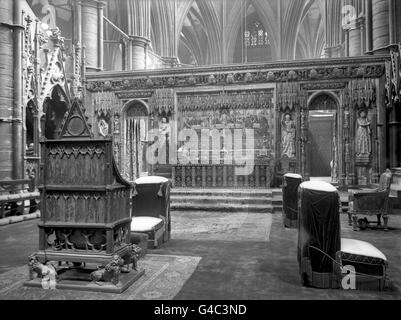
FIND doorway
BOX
[122,100,149,181]
[309,111,335,178]
[307,93,338,180]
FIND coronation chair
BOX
[282,173,303,228]
[348,169,393,231]
[298,181,389,291]
[131,176,172,249]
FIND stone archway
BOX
[121,99,150,181]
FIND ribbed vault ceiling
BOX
[27,0,330,66]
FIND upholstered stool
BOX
[282,173,302,228]
[130,232,149,258]
[333,238,388,291]
[131,216,165,249]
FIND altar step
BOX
[171,188,283,214]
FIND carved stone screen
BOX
[174,90,275,188]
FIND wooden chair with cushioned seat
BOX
[131,176,172,249]
[348,169,393,231]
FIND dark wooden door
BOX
[308,115,334,177]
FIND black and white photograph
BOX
[0,0,401,306]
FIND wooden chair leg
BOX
[376,214,382,226]
[383,216,389,231]
[347,212,352,226]
[352,214,359,231]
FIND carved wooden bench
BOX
[0,179,40,219]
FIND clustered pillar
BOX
[127,0,151,70]
[0,0,23,180]
[372,0,390,53]
[75,0,105,72]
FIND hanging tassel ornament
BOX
[132,186,138,197]
[157,184,163,197]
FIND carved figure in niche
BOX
[159,117,170,163]
[26,143,35,156]
[114,114,120,134]
[183,114,193,129]
[220,112,229,126]
[98,119,109,137]
[355,109,371,156]
[281,113,296,159]
[159,117,171,143]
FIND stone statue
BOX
[356,110,371,156]
[159,117,170,163]
[159,117,171,141]
[281,113,296,159]
[90,255,124,285]
[28,254,58,289]
[98,119,109,137]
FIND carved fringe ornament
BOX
[385,45,401,106]
[93,91,123,117]
[178,90,273,112]
[148,88,175,116]
[345,79,376,107]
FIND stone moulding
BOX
[85,56,389,93]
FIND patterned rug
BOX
[0,254,201,300]
[171,211,273,242]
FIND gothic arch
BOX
[308,91,340,109]
[122,99,150,117]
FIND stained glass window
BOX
[244,21,271,48]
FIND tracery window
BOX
[244,21,270,48]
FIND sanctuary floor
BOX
[0,211,401,300]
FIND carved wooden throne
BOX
[25,99,144,293]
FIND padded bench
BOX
[334,238,388,291]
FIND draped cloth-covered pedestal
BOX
[282,173,302,228]
[297,181,389,290]
[298,181,341,289]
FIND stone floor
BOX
[0,211,401,300]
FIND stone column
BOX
[0,0,24,179]
[127,0,151,70]
[129,36,150,70]
[12,0,23,179]
[348,19,363,56]
[372,0,389,53]
[365,0,373,53]
[0,0,15,179]
[80,0,105,71]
